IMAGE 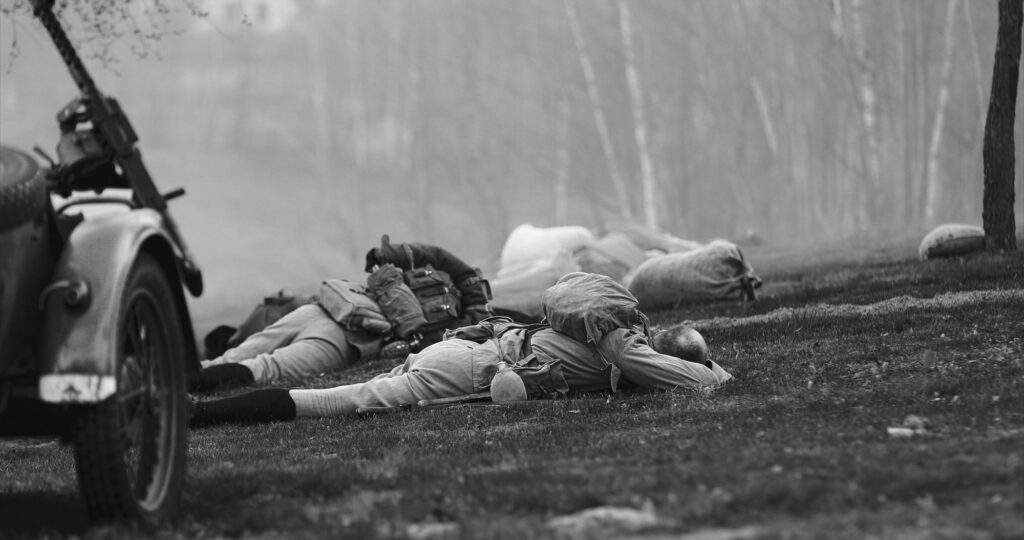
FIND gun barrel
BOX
[31,2,102,103]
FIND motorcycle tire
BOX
[0,145,45,233]
[73,253,189,525]
[0,146,51,379]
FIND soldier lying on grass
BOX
[194,239,493,392]
[190,273,732,427]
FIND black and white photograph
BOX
[1,0,1022,538]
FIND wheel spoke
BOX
[118,291,162,501]
[127,290,172,507]
[74,256,186,522]
[118,386,147,403]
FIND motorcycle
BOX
[0,0,203,525]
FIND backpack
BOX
[317,279,393,334]
[541,272,650,346]
[402,256,462,337]
[366,237,464,345]
[367,264,428,340]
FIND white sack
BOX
[918,223,986,260]
[498,224,595,274]
[576,232,647,283]
[491,251,580,318]
[625,240,761,311]
[610,223,702,253]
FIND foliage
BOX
[0,0,207,66]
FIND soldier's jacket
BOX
[446,317,732,397]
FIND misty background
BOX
[1,0,1021,334]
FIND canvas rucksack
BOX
[367,263,428,340]
[402,256,462,338]
[366,251,463,345]
[541,272,651,346]
[317,279,393,335]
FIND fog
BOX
[1,0,1021,334]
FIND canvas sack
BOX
[367,264,428,340]
[541,272,650,346]
[918,223,986,260]
[625,240,761,311]
[404,264,461,335]
[317,279,393,334]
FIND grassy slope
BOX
[1,240,1022,539]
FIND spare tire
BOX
[0,145,45,232]
[0,146,50,379]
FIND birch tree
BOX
[617,0,658,230]
[563,0,632,220]
[554,96,571,225]
[923,0,960,225]
[848,0,882,229]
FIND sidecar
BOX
[0,144,201,524]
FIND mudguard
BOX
[36,208,200,403]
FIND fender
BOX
[37,208,200,403]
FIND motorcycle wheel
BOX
[73,253,188,525]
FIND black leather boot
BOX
[195,363,256,392]
[190,388,296,428]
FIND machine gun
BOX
[31,0,202,293]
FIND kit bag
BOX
[364,235,465,344]
[317,279,393,334]
[402,255,462,336]
[367,264,428,340]
[541,272,650,346]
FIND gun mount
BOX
[30,0,202,294]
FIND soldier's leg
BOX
[238,324,355,384]
[290,338,498,417]
[199,304,355,386]
[190,339,498,427]
[190,388,296,427]
[200,305,316,367]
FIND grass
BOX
[1,241,1022,539]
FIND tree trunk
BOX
[896,3,913,229]
[563,0,632,220]
[924,0,960,226]
[983,0,1021,251]
[964,2,989,122]
[617,0,658,230]
[750,76,779,158]
[962,1,992,221]
[554,96,571,225]
[849,0,882,232]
